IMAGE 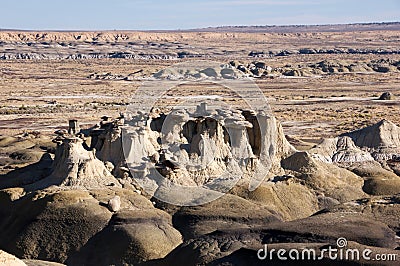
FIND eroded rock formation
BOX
[343,119,400,161]
[121,104,295,202]
[26,135,121,191]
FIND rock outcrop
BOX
[0,250,26,266]
[229,59,400,78]
[309,136,374,164]
[342,119,400,161]
[25,136,121,191]
[107,195,121,212]
[122,104,295,205]
[308,120,400,166]
[379,92,393,100]
[153,64,245,79]
[303,120,400,196]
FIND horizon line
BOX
[1,21,399,32]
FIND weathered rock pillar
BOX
[68,119,80,135]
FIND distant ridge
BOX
[189,22,400,33]
[1,22,399,33]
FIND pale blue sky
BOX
[0,0,399,30]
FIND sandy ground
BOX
[1,58,399,139]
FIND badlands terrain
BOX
[0,23,400,265]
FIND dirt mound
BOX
[67,209,182,265]
[245,180,319,221]
[281,151,365,202]
[0,187,182,265]
[160,211,398,265]
[346,161,400,195]
[326,194,400,234]
[172,194,280,240]
[0,189,112,263]
[153,65,240,79]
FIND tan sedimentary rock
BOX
[26,136,121,191]
[310,136,374,163]
[343,119,400,161]
[121,104,295,200]
[0,250,26,266]
[310,120,400,167]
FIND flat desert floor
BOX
[1,54,399,140]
